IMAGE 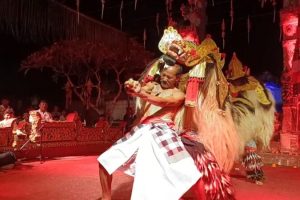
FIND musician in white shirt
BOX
[36,100,53,123]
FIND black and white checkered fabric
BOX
[115,122,189,163]
[115,124,147,144]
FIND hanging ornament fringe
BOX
[135,0,138,11]
[143,28,147,49]
[101,0,105,20]
[156,13,160,36]
[212,0,215,7]
[76,0,80,24]
[221,18,225,49]
[0,0,130,48]
[230,0,234,31]
[260,0,266,8]
[272,0,276,23]
[120,0,123,30]
[279,27,282,42]
[166,0,170,19]
[247,16,251,44]
[165,0,174,20]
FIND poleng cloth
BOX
[98,122,202,200]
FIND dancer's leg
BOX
[243,140,264,185]
[99,163,112,200]
[192,179,206,200]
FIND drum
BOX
[0,151,16,167]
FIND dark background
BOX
[0,0,283,112]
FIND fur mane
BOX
[231,86,275,152]
[195,63,239,172]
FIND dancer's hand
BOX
[125,79,141,95]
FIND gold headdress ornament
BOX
[227,52,246,80]
[197,34,218,55]
[227,53,272,105]
[196,35,225,69]
[158,26,202,67]
[195,35,228,109]
[158,28,225,69]
[158,26,183,54]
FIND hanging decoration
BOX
[211,0,215,7]
[259,0,278,23]
[283,39,297,70]
[0,0,132,48]
[120,0,123,30]
[279,27,282,42]
[282,13,299,69]
[166,0,174,20]
[259,0,278,8]
[221,18,225,49]
[156,13,160,36]
[260,0,266,8]
[247,15,251,44]
[272,0,276,23]
[135,0,138,11]
[76,0,80,24]
[166,0,170,19]
[143,28,147,49]
[230,0,234,31]
[101,0,105,20]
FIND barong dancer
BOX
[97,27,235,200]
[227,53,275,184]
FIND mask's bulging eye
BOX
[169,45,180,54]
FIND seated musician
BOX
[12,112,31,148]
[0,98,14,120]
[0,109,16,128]
[35,100,53,123]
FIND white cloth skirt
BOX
[98,123,202,200]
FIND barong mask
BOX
[141,27,229,109]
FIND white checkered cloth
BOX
[98,122,202,200]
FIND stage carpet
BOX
[0,155,300,200]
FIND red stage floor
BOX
[0,155,299,200]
